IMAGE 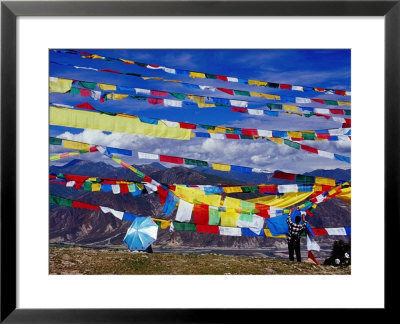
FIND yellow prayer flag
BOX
[189,72,206,79]
[112,156,122,164]
[92,183,101,191]
[50,155,60,161]
[223,187,243,193]
[112,93,129,100]
[220,211,239,227]
[264,229,286,238]
[313,185,323,192]
[264,94,280,100]
[49,78,73,93]
[338,101,351,106]
[267,137,284,145]
[215,127,228,133]
[63,140,90,151]
[120,59,135,64]
[207,129,217,134]
[212,163,231,172]
[141,77,162,81]
[50,107,191,140]
[136,183,144,190]
[98,83,117,91]
[198,103,215,108]
[224,196,241,209]
[283,105,298,112]
[248,80,268,86]
[315,177,336,186]
[287,131,302,138]
[173,186,221,206]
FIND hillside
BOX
[49,161,351,249]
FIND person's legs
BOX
[288,241,294,261]
[294,241,301,262]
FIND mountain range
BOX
[49,160,351,249]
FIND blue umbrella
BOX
[123,216,158,251]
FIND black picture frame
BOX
[1,0,398,322]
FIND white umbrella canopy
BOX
[123,216,158,251]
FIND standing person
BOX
[287,208,307,262]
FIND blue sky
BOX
[49,49,351,173]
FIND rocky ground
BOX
[49,245,351,275]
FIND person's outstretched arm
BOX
[287,211,293,225]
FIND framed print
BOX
[1,0,399,322]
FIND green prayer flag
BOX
[240,200,255,211]
[295,175,315,183]
[136,171,145,179]
[239,213,253,222]
[49,137,62,145]
[344,110,351,116]
[124,72,142,77]
[208,209,220,225]
[199,125,215,130]
[234,90,250,96]
[170,92,187,100]
[324,100,338,106]
[267,103,282,110]
[49,195,73,207]
[284,139,301,149]
[205,73,216,79]
[241,186,258,193]
[135,62,147,68]
[302,132,316,140]
[83,181,92,191]
[131,95,147,101]
[69,87,80,95]
[240,135,253,140]
[78,81,97,90]
[173,222,196,231]
[184,158,208,167]
[304,113,314,118]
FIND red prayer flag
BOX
[255,203,270,218]
[179,122,197,129]
[90,146,98,152]
[311,98,325,104]
[315,113,331,120]
[280,84,291,89]
[80,89,91,97]
[76,102,96,110]
[273,171,296,181]
[148,64,160,68]
[159,155,184,164]
[148,97,163,105]
[74,182,84,189]
[150,90,168,97]
[225,134,240,140]
[308,251,319,265]
[65,174,89,183]
[314,88,325,92]
[258,185,278,194]
[316,133,331,140]
[72,200,99,210]
[330,109,344,115]
[217,88,234,95]
[100,69,121,74]
[230,107,247,113]
[301,145,319,154]
[335,90,346,96]
[312,228,328,236]
[193,204,209,225]
[157,186,168,204]
[142,176,153,183]
[49,174,57,179]
[120,184,129,194]
[216,75,228,81]
[241,128,258,136]
[196,224,219,234]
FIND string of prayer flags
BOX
[52,50,351,97]
[50,103,351,143]
[272,171,344,186]
[50,76,351,108]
